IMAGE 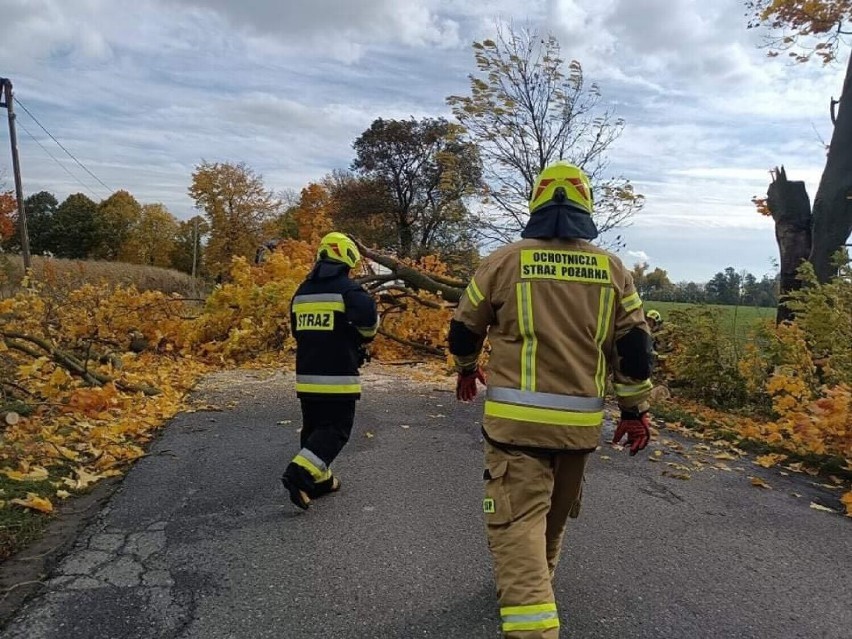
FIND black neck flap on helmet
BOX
[521,203,599,241]
[309,259,351,280]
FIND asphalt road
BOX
[2,368,850,639]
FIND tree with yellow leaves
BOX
[188,162,281,279]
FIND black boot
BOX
[281,463,313,510]
[312,475,341,498]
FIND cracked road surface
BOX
[2,369,851,638]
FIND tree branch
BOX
[356,243,464,303]
[377,328,445,356]
[2,332,162,396]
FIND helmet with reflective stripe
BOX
[317,232,361,269]
[646,309,662,323]
[529,161,594,215]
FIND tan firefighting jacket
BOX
[452,238,652,451]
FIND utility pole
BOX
[1,78,31,270]
[191,216,199,297]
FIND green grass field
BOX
[646,301,775,343]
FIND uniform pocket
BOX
[483,458,513,525]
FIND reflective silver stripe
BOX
[296,375,360,385]
[502,611,560,624]
[293,293,345,304]
[487,387,604,412]
[296,448,327,474]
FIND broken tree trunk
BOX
[810,50,852,283]
[766,166,812,324]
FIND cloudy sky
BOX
[1,0,846,281]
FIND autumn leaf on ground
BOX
[64,467,109,491]
[666,462,691,473]
[10,493,54,513]
[755,453,788,468]
[749,476,771,489]
[2,467,50,482]
[841,491,852,517]
[365,431,375,439]
[809,502,837,514]
[662,470,690,480]
[714,452,737,461]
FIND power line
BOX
[16,117,103,199]
[13,96,114,194]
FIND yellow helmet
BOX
[529,161,593,215]
[317,232,361,269]
[646,309,662,323]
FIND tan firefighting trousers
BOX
[483,442,589,639]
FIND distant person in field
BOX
[280,232,378,510]
[448,161,654,639]
[645,308,662,334]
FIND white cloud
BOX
[627,250,650,264]
[160,0,461,61]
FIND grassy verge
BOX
[648,301,774,344]
[0,476,60,562]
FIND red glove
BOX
[456,367,487,402]
[612,410,651,456]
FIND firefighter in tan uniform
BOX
[449,162,654,638]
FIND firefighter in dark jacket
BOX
[281,232,379,510]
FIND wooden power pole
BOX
[0,78,31,270]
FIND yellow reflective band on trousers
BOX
[594,287,615,397]
[295,375,361,394]
[614,379,653,397]
[621,291,642,313]
[516,282,537,392]
[485,400,603,427]
[292,448,332,482]
[466,279,485,307]
[501,603,560,633]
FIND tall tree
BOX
[292,183,335,245]
[188,162,280,279]
[447,23,644,244]
[323,170,398,249]
[121,204,179,267]
[706,267,743,305]
[748,1,852,282]
[51,193,101,259]
[351,117,482,260]
[21,191,58,256]
[94,190,142,261]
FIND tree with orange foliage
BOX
[748,1,852,283]
[0,191,14,242]
[292,183,334,244]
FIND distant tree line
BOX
[1,190,208,276]
[631,263,779,308]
